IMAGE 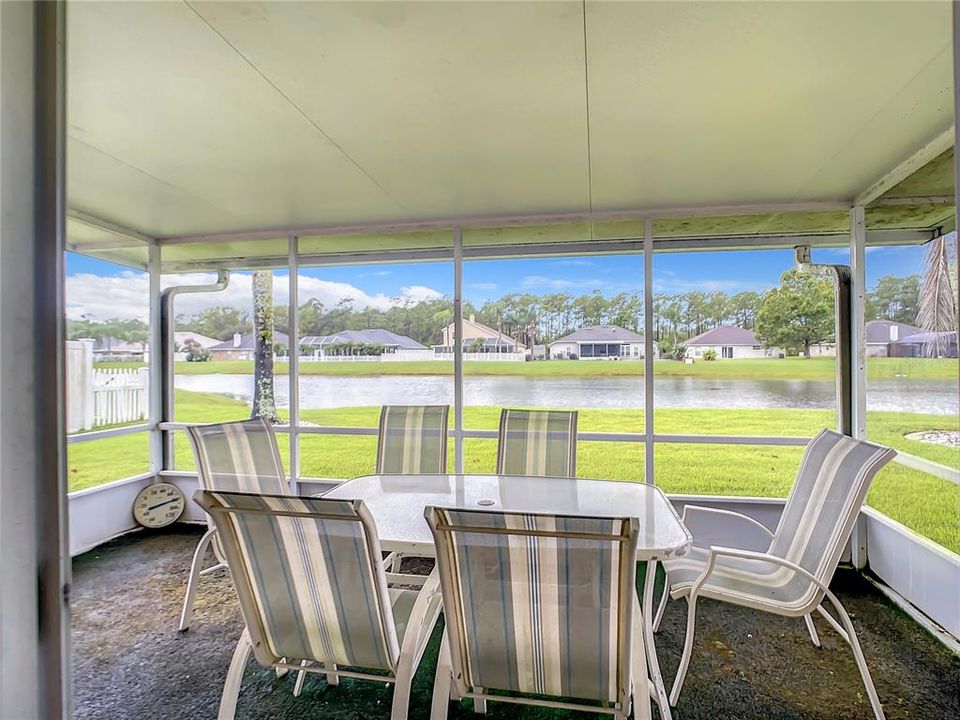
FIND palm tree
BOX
[916,234,958,358]
[251,271,279,422]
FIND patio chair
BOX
[195,490,443,720]
[496,408,578,477]
[377,404,449,572]
[660,429,896,719]
[425,506,651,720]
[376,404,450,474]
[178,418,290,632]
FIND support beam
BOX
[287,237,300,493]
[66,209,156,246]
[1,1,69,717]
[643,219,654,484]
[849,207,868,440]
[854,126,955,207]
[148,245,162,476]
[453,228,464,474]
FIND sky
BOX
[65,244,928,323]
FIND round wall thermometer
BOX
[133,483,186,528]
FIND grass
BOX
[94,356,960,380]
[67,390,960,554]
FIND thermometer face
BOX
[133,483,186,528]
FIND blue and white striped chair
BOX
[179,418,290,631]
[376,405,450,474]
[196,490,443,720]
[660,429,896,719]
[496,408,578,477]
[425,506,651,720]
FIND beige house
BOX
[440,314,527,353]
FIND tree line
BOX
[66,271,939,358]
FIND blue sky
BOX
[65,244,927,321]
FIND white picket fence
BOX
[92,368,149,427]
[67,340,149,432]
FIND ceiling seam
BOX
[758,40,954,235]
[70,137,244,222]
[581,0,595,240]
[182,1,405,212]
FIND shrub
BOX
[702,348,717,361]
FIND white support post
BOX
[288,236,300,493]
[849,206,868,569]
[849,206,867,440]
[644,219,655,484]
[148,243,162,475]
[0,1,70,717]
[453,228,464,474]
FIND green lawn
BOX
[68,390,960,554]
[95,356,959,380]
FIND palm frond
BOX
[916,235,958,357]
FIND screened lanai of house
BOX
[62,0,957,643]
[4,1,957,718]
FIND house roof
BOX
[300,329,425,349]
[550,325,646,345]
[683,325,759,346]
[865,319,922,344]
[460,337,520,350]
[444,317,527,350]
[209,331,290,351]
[173,331,220,349]
[900,330,958,343]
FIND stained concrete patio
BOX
[72,527,959,720]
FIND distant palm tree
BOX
[916,234,958,358]
[251,271,279,422]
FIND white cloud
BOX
[466,282,498,290]
[555,259,594,267]
[652,275,773,294]
[520,275,613,291]
[65,271,444,322]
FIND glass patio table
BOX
[324,473,692,718]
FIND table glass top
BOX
[324,474,691,559]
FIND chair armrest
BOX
[692,546,832,604]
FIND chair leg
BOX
[803,613,821,648]
[390,552,404,574]
[828,597,886,720]
[179,528,217,632]
[669,594,699,707]
[293,661,309,697]
[325,662,340,686]
[652,577,670,633]
[431,637,453,720]
[218,630,252,720]
[631,599,652,720]
[473,694,487,714]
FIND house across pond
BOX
[549,325,655,359]
[682,325,781,359]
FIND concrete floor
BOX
[72,527,959,720]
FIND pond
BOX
[174,373,959,416]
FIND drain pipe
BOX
[794,246,853,436]
[160,271,230,468]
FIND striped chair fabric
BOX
[187,417,288,496]
[195,490,407,671]
[426,506,639,706]
[376,405,450,474]
[663,429,896,614]
[496,408,578,477]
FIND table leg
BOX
[643,559,672,720]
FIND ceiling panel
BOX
[68,0,953,245]
[68,1,401,236]
[585,1,952,208]
[189,0,592,221]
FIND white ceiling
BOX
[67,0,953,241]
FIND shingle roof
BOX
[682,325,759,346]
[210,331,290,351]
[300,329,425,349]
[550,325,646,344]
[865,319,921,344]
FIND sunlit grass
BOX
[95,356,960,381]
[68,390,959,553]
